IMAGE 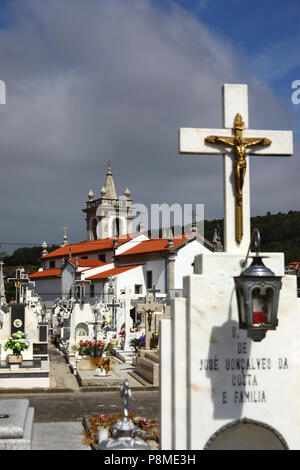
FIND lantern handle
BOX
[241,228,261,268]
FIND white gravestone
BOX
[69,302,95,348]
[160,252,300,450]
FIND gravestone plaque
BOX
[11,304,25,335]
[160,252,300,450]
[39,325,47,342]
[33,343,48,355]
[32,323,49,358]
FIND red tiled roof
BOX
[86,265,141,280]
[29,269,61,279]
[116,236,192,257]
[69,258,106,268]
[42,235,138,260]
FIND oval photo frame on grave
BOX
[204,418,289,451]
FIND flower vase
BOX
[6,354,22,365]
[95,368,108,377]
[98,427,108,445]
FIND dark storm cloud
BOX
[0,0,297,249]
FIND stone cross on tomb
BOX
[137,294,163,349]
[107,297,121,330]
[74,279,91,303]
[7,268,32,304]
[85,307,103,357]
[179,83,293,253]
[148,284,160,301]
[119,286,138,336]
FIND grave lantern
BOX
[98,380,150,450]
[234,228,282,342]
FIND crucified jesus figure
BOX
[205,113,271,243]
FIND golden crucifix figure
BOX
[205,113,272,244]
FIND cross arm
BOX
[179,128,293,156]
[179,128,231,155]
[243,129,293,156]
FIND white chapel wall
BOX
[142,259,165,293]
[61,263,74,299]
[115,266,145,296]
[174,239,210,289]
[34,278,61,308]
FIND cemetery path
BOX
[0,343,160,424]
[48,342,80,391]
[0,391,160,423]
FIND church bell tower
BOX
[82,162,134,241]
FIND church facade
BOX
[30,163,218,307]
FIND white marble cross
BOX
[119,286,138,336]
[179,84,293,253]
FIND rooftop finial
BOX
[124,187,131,198]
[167,228,174,247]
[102,161,117,200]
[88,189,94,201]
[42,241,48,256]
[62,226,69,247]
[191,209,197,233]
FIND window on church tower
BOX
[50,260,56,269]
[98,254,106,262]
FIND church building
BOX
[30,163,218,307]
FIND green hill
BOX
[204,210,300,265]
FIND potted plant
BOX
[138,334,146,349]
[130,320,141,333]
[129,337,141,354]
[95,357,111,376]
[118,329,126,348]
[4,331,30,364]
[97,340,114,357]
[97,414,109,444]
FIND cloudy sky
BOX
[0,0,299,250]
